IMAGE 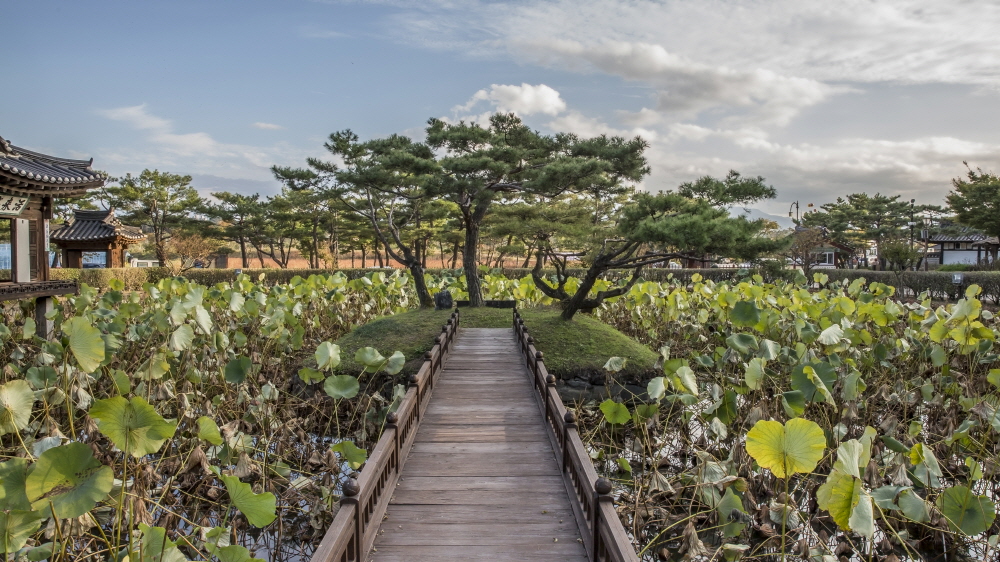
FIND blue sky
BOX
[3,0,1000,219]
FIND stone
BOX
[434,290,453,310]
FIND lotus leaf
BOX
[385,351,406,375]
[25,442,114,518]
[718,487,747,538]
[89,396,177,458]
[315,341,341,371]
[63,317,105,373]
[0,380,33,436]
[324,375,360,400]
[355,347,386,372]
[197,416,224,446]
[169,324,195,351]
[604,356,627,372]
[937,485,996,536]
[730,301,760,328]
[600,399,630,425]
[225,356,252,384]
[220,474,277,527]
[0,458,30,511]
[331,440,368,469]
[0,510,42,553]
[745,418,825,478]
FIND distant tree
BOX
[245,191,302,269]
[780,228,829,280]
[801,193,915,269]
[947,163,1000,239]
[204,191,262,268]
[532,173,785,320]
[166,233,226,273]
[425,113,648,306]
[276,131,440,306]
[882,241,922,277]
[102,170,205,265]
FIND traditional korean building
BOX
[51,209,146,268]
[929,231,990,265]
[0,134,105,334]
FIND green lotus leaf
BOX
[726,334,758,355]
[745,418,825,478]
[817,468,873,536]
[670,366,699,395]
[600,399,630,425]
[25,366,58,390]
[781,391,805,418]
[332,440,368,470]
[718,487,747,538]
[315,342,341,371]
[647,377,666,401]
[25,442,114,518]
[225,356,252,384]
[744,358,766,390]
[384,351,406,375]
[730,301,760,328]
[817,324,844,345]
[21,318,35,340]
[0,380,34,436]
[64,317,105,373]
[324,375,360,400]
[897,488,929,523]
[297,367,325,384]
[354,347,385,371]
[0,458,30,511]
[220,475,276,527]
[0,510,43,553]
[937,485,996,536]
[632,404,658,424]
[89,396,177,458]
[193,305,214,335]
[137,523,188,562]
[217,544,267,562]
[197,416,224,446]
[790,361,837,403]
[169,324,195,352]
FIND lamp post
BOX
[789,201,800,222]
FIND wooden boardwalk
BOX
[369,328,588,561]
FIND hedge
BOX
[45,266,1000,305]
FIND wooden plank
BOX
[384,504,576,524]
[408,441,553,454]
[395,475,564,491]
[374,522,582,545]
[390,490,574,505]
[370,545,587,561]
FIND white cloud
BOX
[96,104,313,181]
[253,122,284,130]
[299,26,348,39]
[97,104,172,132]
[454,83,566,117]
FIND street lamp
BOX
[789,201,799,221]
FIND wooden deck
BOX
[369,328,588,561]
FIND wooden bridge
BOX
[310,310,639,562]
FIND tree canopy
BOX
[947,163,1000,239]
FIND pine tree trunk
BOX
[561,268,601,320]
[239,237,248,268]
[411,263,434,308]
[464,222,484,306]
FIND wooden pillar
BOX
[34,296,53,338]
[13,218,29,282]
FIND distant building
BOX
[51,209,146,268]
[930,231,990,265]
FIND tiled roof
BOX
[51,209,146,243]
[0,135,104,197]
[929,232,987,243]
[972,236,1000,246]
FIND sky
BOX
[2,0,999,221]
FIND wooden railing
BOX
[310,310,460,562]
[513,309,640,562]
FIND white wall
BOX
[941,250,981,265]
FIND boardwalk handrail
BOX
[513,309,641,562]
[310,310,460,562]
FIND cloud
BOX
[380,0,1000,86]
[97,104,172,132]
[96,104,314,182]
[253,122,284,130]
[453,83,566,117]
[299,26,348,39]
[532,41,848,126]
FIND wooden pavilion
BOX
[52,209,145,268]
[0,134,105,335]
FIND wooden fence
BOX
[513,309,641,562]
[309,310,460,562]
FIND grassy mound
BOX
[518,307,659,383]
[333,308,455,375]
[332,305,657,384]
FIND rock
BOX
[434,290,453,310]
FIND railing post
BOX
[534,351,543,391]
[433,335,443,371]
[341,477,361,561]
[563,411,577,471]
[545,374,556,421]
[593,477,613,560]
[408,374,420,420]
[386,411,400,467]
